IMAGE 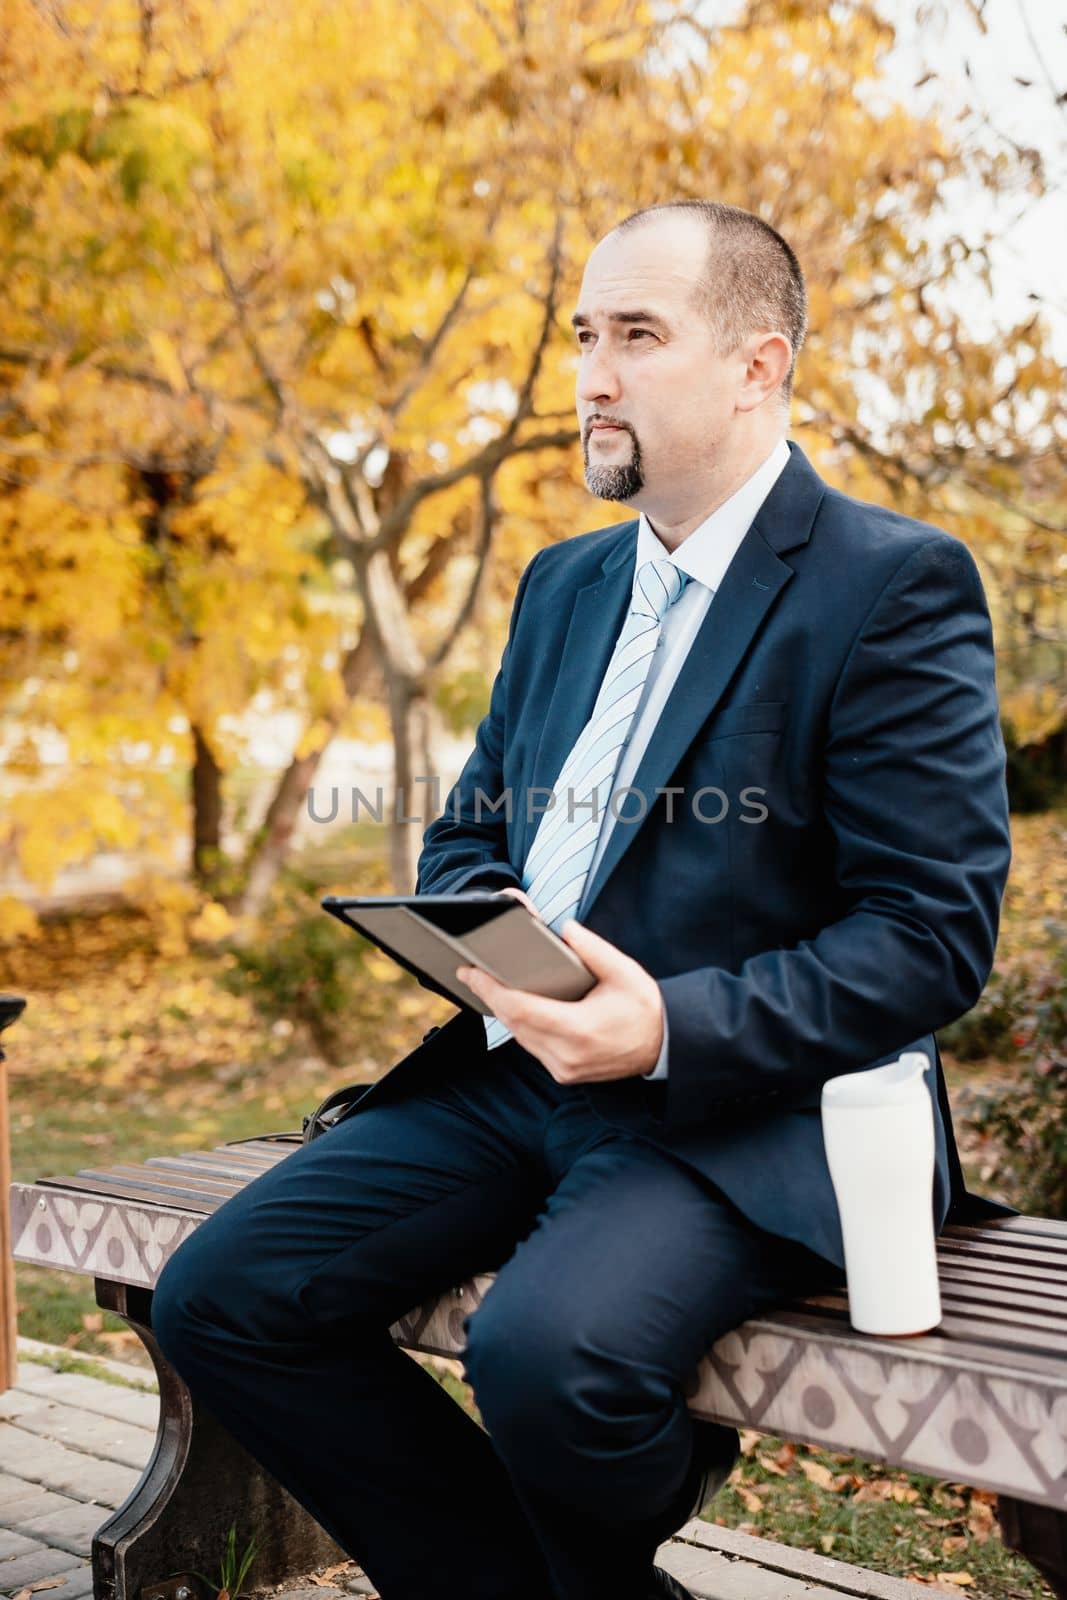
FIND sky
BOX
[879,0,1067,360]
[695,0,1067,361]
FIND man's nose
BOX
[576,344,621,405]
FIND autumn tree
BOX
[1,0,1062,920]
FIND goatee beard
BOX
[583,424,644,501]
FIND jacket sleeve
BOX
[656,535,1012,1132]
[415,550,544,901]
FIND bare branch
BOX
[507,211,565,435]
[342,201,505,481]
[136,0,155,92]
[530,407,578,423]
[385,265,478,425]
[204,221,383,553]
[0,344,171,398]
[208,223,291,423]
[802,404,1067,536]
[25,0,76,41]
[426,468,497,673]
[1018,0,1067,127]
[373,425,578,550]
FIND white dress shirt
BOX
[583,436,792,1080]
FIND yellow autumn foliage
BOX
[0,0,1061,901]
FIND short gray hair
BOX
[614,200,807,404]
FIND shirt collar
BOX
[635,435,791,595]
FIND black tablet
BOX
[321,892,595,1015]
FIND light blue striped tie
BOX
[483,556,689,1050]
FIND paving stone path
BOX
[1,1343,153,1600]
[2,1340,929,1600]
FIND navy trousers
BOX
[152,1033,842,1600]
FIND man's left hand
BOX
[456,919,665,1083]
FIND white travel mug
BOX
[820,1053,942,1336]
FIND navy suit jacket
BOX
[359,441,1014,1267]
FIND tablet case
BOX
[321,895,595,1015]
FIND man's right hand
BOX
[494,886,542,919]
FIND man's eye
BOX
[576,328,655,347]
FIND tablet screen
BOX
[409,897,519,938]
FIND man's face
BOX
[572,215,748,515]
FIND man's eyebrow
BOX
[570,310,671,332]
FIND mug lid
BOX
[821,1052,930,1108]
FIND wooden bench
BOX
[9,1132,1067,1600]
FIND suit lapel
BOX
[525,538,636,859]
[572,441,828,918]
[575,532,795,917]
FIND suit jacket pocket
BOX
[705,700,787,739]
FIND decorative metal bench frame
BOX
[9,1132,1067,1600]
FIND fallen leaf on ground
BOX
[967,1499,995,1543]
[905,1578,974,1593]
[799,1458,835,1490]
[11,1582,69,1600]
[854,1477,917,1503]
[756,1453,789,1476]
[936,1574,974,1587]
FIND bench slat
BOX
[933,1306,1067,1350]
[36,1174,224,1212]
[953,1214,1067,1242]
[762,1304,1067,1380]
[160,1152,281,1177]
[942,1236,1067,1270]
[936,1262,1067,1305]
[73,1163,249,1198]
[145,1155,280,1182]
[935,1246,1067,1292]
[802,1292,1067,1356]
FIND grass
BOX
[4,812,1064,1599]
[709,1432,1048,1598]
[18,1343,158,1392]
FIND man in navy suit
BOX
[153,201,1012,1600]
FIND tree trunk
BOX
[234,631,378,923]
[236,745,331,921]
[386,674,440,894]
[191,724,223,890]
[232,496,489,918]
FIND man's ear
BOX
[737,330,791,412]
